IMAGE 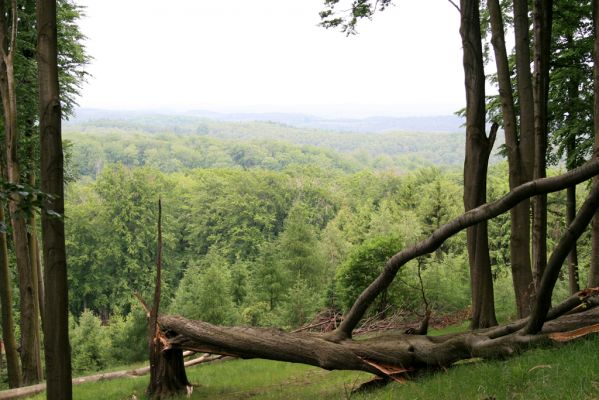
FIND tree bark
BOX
[0,0,42,385]
[0,205,21,388]
[488,0,534,318]
[158,303,599,376]
[459,0,497,330]
[566,185,580,293]
[590,0,599,287]
[37,0,73,397]
[531,0,552,290]
[331,159,599,341]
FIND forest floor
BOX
[24,322,599,400]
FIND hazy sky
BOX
[75,0,465,117]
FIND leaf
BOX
[528,364,552,372]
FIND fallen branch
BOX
[0,353,226,400]
[158,295,599,378]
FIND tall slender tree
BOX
[487,0,538,317]
[531,0,552,290]
[591,0,599,287]
[37,0,72,397]
[0,0,42,384]
[459,0,498,328]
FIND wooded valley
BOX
[1,0,599,399]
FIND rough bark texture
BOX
[158,304,599,376]
[331,159,599,341]
[590,0,599,287]
[37,0,73,397]
[488,0,534,318]
[459,0,497,330]
[531,0,552,290]
[0,0,42,385]
[0,205,21,388]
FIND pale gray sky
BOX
[75,0,465,118]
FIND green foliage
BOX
[421,254,471,313]
[276,203,325,285]
[169,252,237,325]
[278,279,322,329]
[335,234,403,312]
[70,310,110,374]
[105,306,148,365]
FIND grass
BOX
[25,330,599,400]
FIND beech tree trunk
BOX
[0,205,21,388]
[531,0,552,290]
[0,0,42,385]
[159,298,599,377]
[459,0,497,329]
[487,0,534,317]
[566,185,580,292]
[590,0,599,287]
[37,0,73,397]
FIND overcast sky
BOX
[75,0,465,118]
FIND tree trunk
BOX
[37,0,73,398]
[158,303,599,376]
[566,186,580,292]
[531,0,552,290]
[590,0,599,287]
[0,204,21,388]
[487,0,534,317]
[0,0,42,385]
[146,200,191,399]
[459,0,497,329]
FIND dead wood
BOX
[0,354,224,400]
[158,291,599,378]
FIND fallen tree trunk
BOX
[159,294,599,378]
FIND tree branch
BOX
[525,183,599,334]
[447,0,460,12]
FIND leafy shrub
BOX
[335,234,403,312]
[70,310,110,374]
[169,254,238,325]
[105,305,148,365]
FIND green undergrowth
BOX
[26,332,599,400]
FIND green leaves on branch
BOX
[320,0,393,35]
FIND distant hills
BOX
[70,108,466,134]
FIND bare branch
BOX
[447,0,460,12]
[133,292,150,318]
